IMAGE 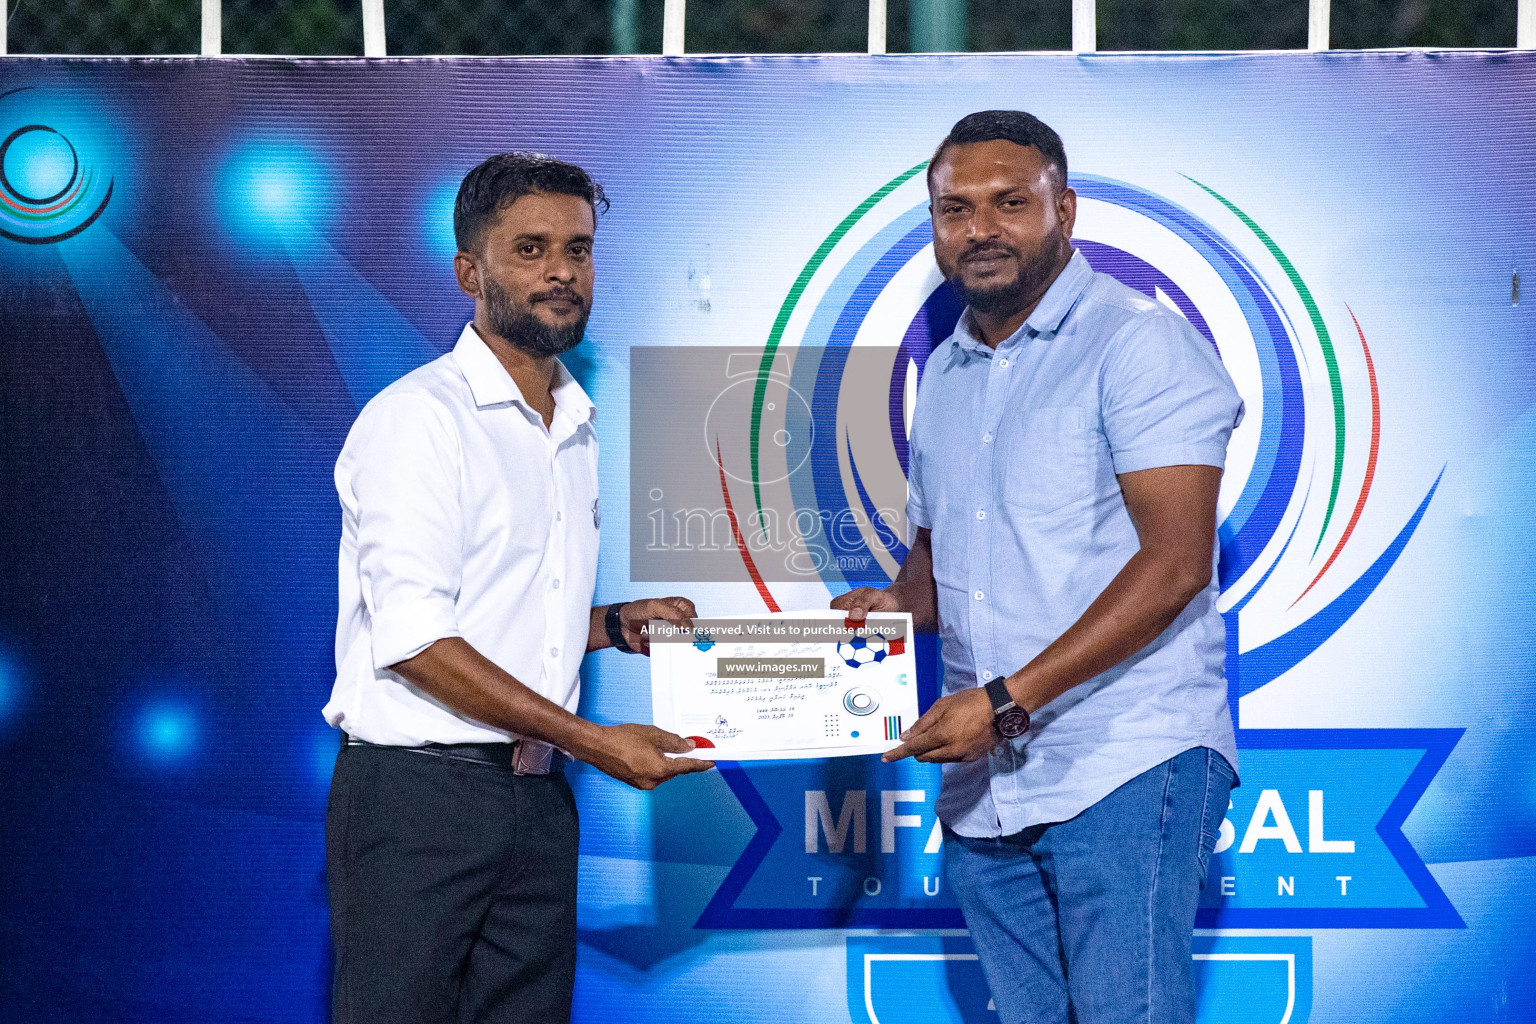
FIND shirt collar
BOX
[550,358,597,428]
[950,312,991,356]
[454,323,520,407]
[951,248,1094,355]
[1024,248,1094,336]
[453,323,597,426]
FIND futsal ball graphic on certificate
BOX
[649,611,919,760]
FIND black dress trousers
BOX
[327,742,580,1024]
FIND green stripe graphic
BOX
[749,162,928,518]
[5,166,94,222]
[1186,177,1346,558]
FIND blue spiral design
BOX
[0,88,114,245]
[788,174,1306,598]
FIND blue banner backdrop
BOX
[0,53,1532,1024]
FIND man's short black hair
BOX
[453,152,609,255]
[928,110,1068,192]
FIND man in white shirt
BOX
[324,153,712,1024]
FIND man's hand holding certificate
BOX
[650,611,920,760]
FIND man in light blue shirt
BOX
[835,111,1242,1024]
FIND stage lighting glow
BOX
[0,91,118,247]
[253,171,304,218]
[314,729,339,784]
[218,143,333,245]
[3,127,76,201]
[135,700,199,762]
[0,648,20,729]
[424,177,460,260]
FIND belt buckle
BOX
[513,739,555,775]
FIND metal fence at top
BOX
[0,0,1529,56]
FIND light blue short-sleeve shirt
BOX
[907,249,1243,838]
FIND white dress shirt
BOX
[324,323,600,746]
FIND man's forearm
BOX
[588,604,615,653]
[393,634,714,790]
[392,637,605,759]
[889,528,939,630]
[1005,549,1209,713]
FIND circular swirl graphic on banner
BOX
[0,89,115,245]
[734,164,1383,620]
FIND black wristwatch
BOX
[984,677,1031,739]
[605,602,635,654]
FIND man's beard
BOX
[949,235,1069,318]
[483,277,589,358]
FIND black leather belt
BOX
[344,735,563,775]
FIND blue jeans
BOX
[945,746,1235,1024]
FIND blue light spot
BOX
[0,648,22,730]
[424,177,461,260]
[135,701,198,763]
[315,729,340,784]
[218,143,333,246]
[850,730,860,738]
[4,129,75,200]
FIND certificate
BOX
[649,610,919,760]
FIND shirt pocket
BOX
[1001,406,1095,515]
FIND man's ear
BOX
[454,251,480,300]
[1057,186,1078,239]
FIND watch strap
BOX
[605,602,634,654]
[983,676,1017,714]
[985,677,1032,739]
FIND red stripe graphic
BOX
[1293,307,1381,608]
[717,437,781,613]
[0,168,86,215]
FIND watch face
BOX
[996,706,1030,739]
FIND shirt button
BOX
[982,433,992,443]
[999,358,1010,368]
[555,511,563,522]
[976,509,986,521]
[974,590,985,601]
[552,578,561,589]
[550,647,559,658]
[982,670,994,680]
